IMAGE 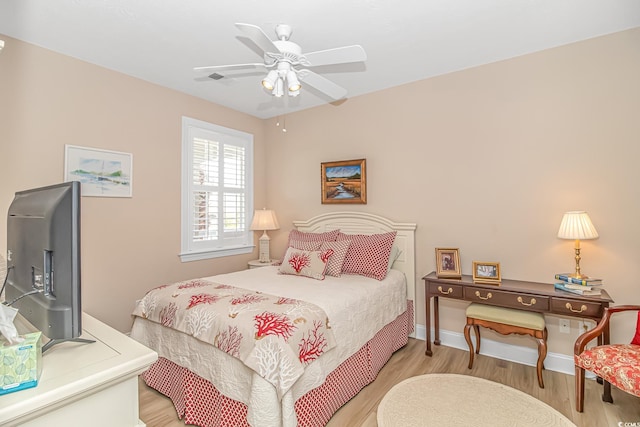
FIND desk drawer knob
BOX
[565,302,588,313]
[517,296,536,307]
[437,286,453,295]
[475,291,492,300]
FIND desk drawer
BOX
[428,282,464,299]
[551,298,603,318]
[465,287,550,311]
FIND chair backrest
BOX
[632,311,640,345]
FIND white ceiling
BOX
[1,0,639,119]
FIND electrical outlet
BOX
[559,318,571,334]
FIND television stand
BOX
[42,336,96,353]
[0,312,157,427]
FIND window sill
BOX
[179,245,254,262]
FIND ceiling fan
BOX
[195,23,367,100]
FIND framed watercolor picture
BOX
[64,145,133,197]
[435,248,461,278]
[321,159,366,204]
[472,261,501,285]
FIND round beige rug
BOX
[377,374,576,427]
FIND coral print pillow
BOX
[279,247,334,280]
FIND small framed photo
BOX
[472,261,501,285]
[435,248,461,278]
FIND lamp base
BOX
[570,244,589,280]
[258,231,271,263]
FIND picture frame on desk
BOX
[435,248,461,278]
[472,261,501,285]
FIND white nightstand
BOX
[248,259,273,269]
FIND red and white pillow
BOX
[289,239,322,251]
[279,247,335,280]
[287,229,340,248]
[319,240,351,277]
[337,231,397,280]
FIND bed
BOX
[131,212,416,427]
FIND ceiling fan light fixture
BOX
[196,23,366,101]
[261,70,278,90]
[273,77,284,97]
[286,70,301,92]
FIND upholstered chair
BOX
[574,305,640,412]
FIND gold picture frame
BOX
[435,248,461,278]
[472,261,501,285]
[321,159,366,204]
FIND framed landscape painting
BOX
[64,145,133,197]
[321,159,366,204]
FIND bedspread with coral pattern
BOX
[132,278,336,398]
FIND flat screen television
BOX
[4,181,92,351]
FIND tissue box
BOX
[0,331,42,395]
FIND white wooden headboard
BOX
[293,212,417,334]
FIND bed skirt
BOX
[141,300,414,427]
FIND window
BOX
[180,117,254,261]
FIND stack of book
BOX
[554,274,603,296]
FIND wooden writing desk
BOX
[423,271,614,357]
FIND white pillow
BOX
[387,246,402,272]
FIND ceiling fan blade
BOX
[194,63,267,73]
[235,23,281,54]
[297,70,347,100]
[302,45,367,67]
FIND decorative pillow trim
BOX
[278,247,334,280]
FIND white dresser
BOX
[0,313,158,427]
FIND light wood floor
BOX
[138,339,640,427]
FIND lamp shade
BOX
[287,70,301,92]
[250,209,280,231]
[261,70,278,90]
[557,211,599,240]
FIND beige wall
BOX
[1,28,639,358]
[0,35,267,332]
[265,28,640,356]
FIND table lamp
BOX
[557,211,599,278]
[250,209,280,263]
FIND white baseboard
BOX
[414,324,585,377]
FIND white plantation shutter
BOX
[181,117,254,261]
